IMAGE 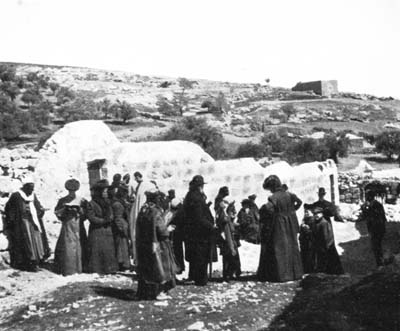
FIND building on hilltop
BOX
[292,80,338,97]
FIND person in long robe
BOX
[299,204,316,273]
[237,198,260,244]
[86,179,118,274]
[168,200,185,274]
[3,176,50,271]
[313,207,344,274]
[136,191,177,300]
[54,179,87,276]
[111,184,131,271]
[257,175,303,282]
[359,190,387,267]
[217,200,241,281]
[128,171,157,263]
[183,175,216,286]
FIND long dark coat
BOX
[183,189,216,265]
[257,189,303,282]
[86,199,118,274]
[111,199,130,269]
[136,204,176,287]
[314,217,344,274]
[54,196,87,276]
[4,192,50,269]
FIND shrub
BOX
[114,100,137,123]
[280,104,296,120]
[0,64,17,82]
[163,117,226,159]
[235,142,268,158]
[375,131,400,160]
[285,138,329,163]
[156,95,180,116]
[56,86,76,105]
[261,131,289,153]
[21,87,43,105]
[57,97,102,123]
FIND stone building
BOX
[33,121,339,221]
[292,80,338,97]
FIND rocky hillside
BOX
[3,62,400,141]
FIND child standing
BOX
[299,204,316,273]
[217,200,241,281]
[313,206,344,275]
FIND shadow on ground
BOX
[264,221,400,331]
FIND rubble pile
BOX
[338,173,363,204]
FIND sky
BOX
[1,0,399,98]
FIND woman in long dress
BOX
[136,191,177,300]
[257,175,303,282]
[111,184,131,271]
[54,179,87,276]
[86,179,118,274]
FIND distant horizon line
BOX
[0,60,394,99]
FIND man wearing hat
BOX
[3,175,50,271]
[311,187,344,223]
[313,206,344,274]
[183,175,216,286]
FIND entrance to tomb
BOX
[87,159,108,188]
[330,174,335,202]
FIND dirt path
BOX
[0,274,299,331]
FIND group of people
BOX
[2,170,388,300]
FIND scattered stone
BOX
[72,302,80,309]
[187,321,205,330]
[186,306,201,314]
[28,304,37,311]
[154,301,168,307]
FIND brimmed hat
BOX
[190,175,206,187]
[313,206,324,214]
[65,178,80,191]
[318,187,326,195]
[92,179,110,190]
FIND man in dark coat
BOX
[359,190,387,266]
[3,177,50,271]
[311,187,344,223]
[183,175,215,286]
[313,206,344,275]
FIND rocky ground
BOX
[0,217,398,331]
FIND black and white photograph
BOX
[0,0,399,330]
